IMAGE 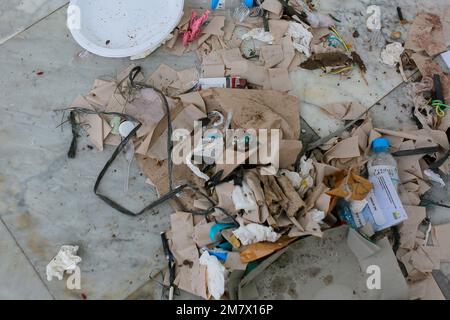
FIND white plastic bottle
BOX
[367,137,400,188]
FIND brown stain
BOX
[287,282,298,298]
[323,274,334,285]
[26,233,51,260]
[16,212,38,229]
[271,275,289,294]
[307,267,321,278]
[126,279,156,300]
[0,174,5,193]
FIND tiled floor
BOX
[0,0,449,300]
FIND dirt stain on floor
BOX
[323,275,334,286]
[271,275,289,295]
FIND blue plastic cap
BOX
[244,0,254,7]
[211,0,220,10]
[211,0,254,10]
[372,137,390,153]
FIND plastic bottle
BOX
[367,137,400,189]
[359,137,406,233]
[211,0,254,10]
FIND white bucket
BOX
[68,0,185,58]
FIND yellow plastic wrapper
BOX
[326,169,373,201]
[239,236,298,263]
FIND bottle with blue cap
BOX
[367,137,400,189]
[211,0,254,10]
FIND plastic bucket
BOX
[68,0,185,58]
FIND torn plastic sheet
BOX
[305,11,335,28]
[308,208,326,222]
[424,169,446,187]
[286,21,313,57]
[185,139,221,182]
[241,28,274,44]
[233,223,281,246]
[199,251,226,300]
[46,245,82,281]
[381,42,404,67]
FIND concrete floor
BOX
[0,0,449,300]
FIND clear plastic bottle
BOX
[360,137,405,233]
[367,137,400,189]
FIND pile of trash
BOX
[160,0,367,91]
[62,0,450,300]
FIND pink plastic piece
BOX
[182,10,210,47]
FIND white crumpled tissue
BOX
[46,245,82,281]
[199,251,225,300]
[381,42,404,67]
[286,22,313,57]
[232,181,258,213]
[242,28,274,44]
[233,223,281,245]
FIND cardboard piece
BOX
[261,0,283,16]
[148,104,206,160]
[321,102,366,121]
[323,135,361,163]
[279,140,303,170]
[268,68,292,92]
[169,212,208,299]
[405,12,447,57]
[147,64,199,96]
[269,20,290,44]
[409,276,446,300]
[193,220,215,247]
[201,64,225,78]
[399,206,427,250]
[278,36,296,69]
[177,91,207,114]
[71,95,111,151]
[200,89,300,140]
[226,60,271,88]
[411,53,450,102]
[124,88,166,138]
[276,175,305,217]
[147,64,179,92]
[86,80,117,109]
[202,16,225,37]
[433,223,450,262]
[260,45,284,68]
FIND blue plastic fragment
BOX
[217,241,233,251]
[209,223,235,242]
[208,250,229,262]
